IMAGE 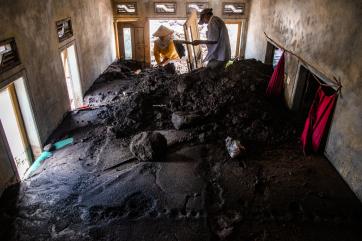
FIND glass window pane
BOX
[123,28,133,60]
[273,48,283,68]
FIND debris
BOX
[225,60,234,69]
[152,104,167,108]
[198,133,205,143]
[171,111,201,130]
[43,143,55,152]
[130,131,168,161]
[134,69,142,75]
[163,63,176,74]
[225,137,246,158]
[215,212,242,240]
[5,58,362,241]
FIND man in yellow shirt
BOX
[153,25,180,66]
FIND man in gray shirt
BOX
[192,8,231,70]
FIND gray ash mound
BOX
[92,59,296,147]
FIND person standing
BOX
[192,8,231,69]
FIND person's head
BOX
[153,25,174,41]
[198,8,213,25]
[159,33,173,42]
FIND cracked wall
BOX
[0,0,116,192]
[245,0,362,200]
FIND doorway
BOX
[116,21,145,63]
[226,23,239,59]
[60,44,82,110]
[225,20,247,59]
[293,65,336,130]
[0,77,37,180]
[149,20,186,63]
[265,41,283,68]
[292,65,321,115]
[149,19,189,73]
[123,27,133,60]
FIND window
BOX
[0,38,21,74]
[154,2,177,14]
[265,41,282,68]
[186,2,209,15]
[223,2,245,16]
[56,18,73,43]
[116,2,137,15]
[273,48,283,68]
[123,28,133,60]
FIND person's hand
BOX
[192,40,202,46]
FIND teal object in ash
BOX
[25,137,74,177]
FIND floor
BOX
[1,60,361,241]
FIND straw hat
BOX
[153,25,174,37]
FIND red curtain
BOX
[301,86,337,154]
[266,52,285,97]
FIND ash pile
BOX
[92,59,296,150]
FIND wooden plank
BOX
[184,10,203,70]
[114,22,120,59]
[134,27,145,62]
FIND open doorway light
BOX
[0,77,39,180]
[149,19,190,73]
[60,44,83,110]
[149,19,210,73]
[149,20,186,64]
[226,24,239,59]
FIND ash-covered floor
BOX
[1,60,362,241]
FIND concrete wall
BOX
[245,0,362,200]
[0,0,115,144]
[0,0,115,194]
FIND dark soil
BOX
[1,60,361,241]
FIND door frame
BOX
[0,121,20,182]
[0,69,42,158]
[225,19,248,59]
[0,82,33,178]
[114,18,141,60]
[59,41,84,110]
[118,23,136,60]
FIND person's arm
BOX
[192,40,217,45]
[175,39,217,46]
[154,44,161,65]
[159,57,170,66]
[174,40,192,45]
[192,19,220,46]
